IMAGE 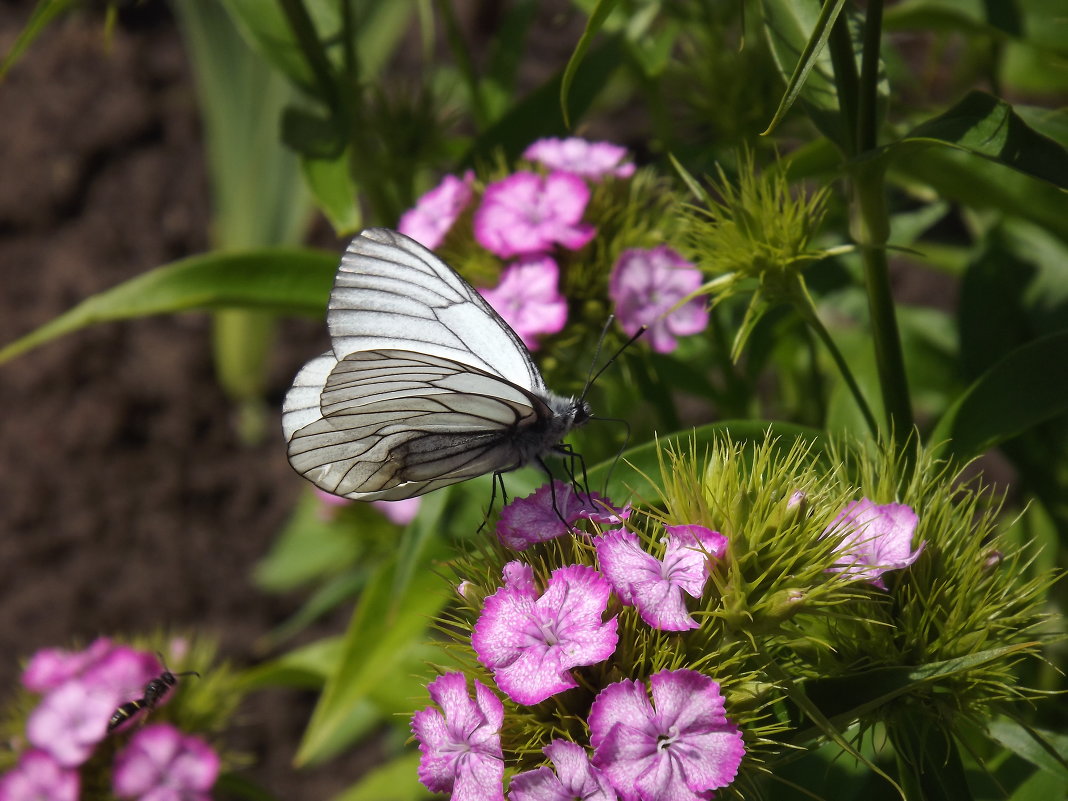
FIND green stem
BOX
[793,277,879,437]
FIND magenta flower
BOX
[824,499,924,589]
[397,171,474,249]
[479,255,568,350]
[411,673,505,801]
[26,680,116,766]
[21,637,114,692]
[595,525,727,631]
[112,724,219,801]
[373,497,421,525]
[523,137,636,180]
[589,670,745,801]
[474,171,595,258]
[472,563,618,705]
[497,481,631,551]
[509,739,616,801]
[608,246,709,353]
[0,750,79,801]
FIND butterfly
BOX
[282,228,591,501]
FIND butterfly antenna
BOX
[579,322,648,403]
[588,415,632,497]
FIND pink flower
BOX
[411,673,505,801]
[397,171,474,249]
[26,681,116,767]
[589,670,744,801]
[608,246,709,353]
[497,480,630,551]
[523,137,636,180]
[21,637,114,692]
[824,499,924,589]
[372,497,421,525]
[474,171,595,258]
[595,525,727,631]
[472,563,618,705]
[112,724,219,801]
[479,256,568,350]
[509,739,616,801]
[0,750,79,801]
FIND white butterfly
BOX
[282,228,590,501]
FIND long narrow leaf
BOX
[560,0,621,128]
[0,249,337,366]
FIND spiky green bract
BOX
[426,433,1058,799]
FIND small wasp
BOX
[108,653,199,732]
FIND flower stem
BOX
[793,277,879,437]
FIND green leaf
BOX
[761,0,849,140]
[894,90,1068,190]
[282,106,347,159]
[930,330,1068,462]
[238,637,343,690]
[295,551,451,766]
[328,753,424,801]
[301,154,362,235]
[0,0,76,81]
[988,717,1068,781]
[560,0,620,128]
[0,248,337,366]
[588,420,827,504]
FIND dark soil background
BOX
[0,2,603,798]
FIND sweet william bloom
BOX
[509,740,616,801]
[596,525,727,631]
[474,171,595,258]
[397,171,474,249]
[589,670,744,801]
[523,137,636,180]
[472,563,618,705]
[824,499,924,590]
[609,246,709,353]
[26,680,116,767]
[21,637,114,692]
[497,480,630,551]
[0,750,79,801]
[411,673,505,801]
[112,724,219,801]
[479,256,568,350]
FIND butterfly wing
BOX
[327,228,548,394]
[283,349,555,500]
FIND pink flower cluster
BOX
[412,481,745,801]
[0,639,218,801]
[411,487,928,801]
[398,137,712,355]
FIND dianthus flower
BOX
[0,750,79,801]
[21,637,115,692]
[26,680,116,767]
[472,563,618,705]
[824,498,924,589]
[479,256,568,350]
[497,480,630,551]
[474,171,595,258]
[608,246,709,353]
[596,525,727,631]
[397,171,474,249]
[509,739,616,801]
[523,137,636,180]
[411,673,505,801]
[589,669,744,801]
[112,724,219,801]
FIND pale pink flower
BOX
[398,171,474,249]
[609,246,709,353]
[824,499,924,589]
[0,750,79,801]
[112,724,219,801]
[509,739,616,801]
[479,256,568,350]
[524,137,635,180]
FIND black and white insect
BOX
[282,228,593,501]
[107,655,199,733]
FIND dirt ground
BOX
[0,3,360,797]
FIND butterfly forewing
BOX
[329,229,545,392]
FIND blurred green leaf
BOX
[328,753,424,801]
[239,637,343,690]
[302,153,362,235]
[560,0,620,128]
[931,330,1068,462]
[282,106,347,159]
[0,0,75,81]
[988,717,1068,781]
[761,0,849,142]
[892,91,1068,191]
[295,549,452,766]
[0,249,336,366]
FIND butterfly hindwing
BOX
[284,350,553,500]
